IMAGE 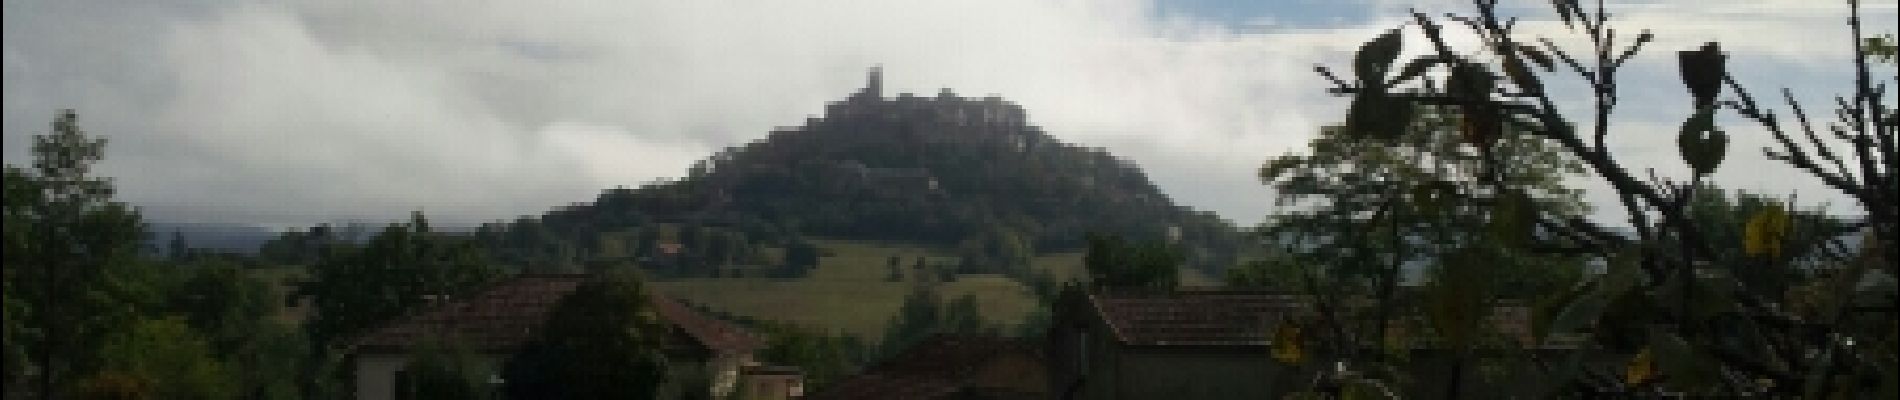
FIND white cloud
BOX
[2,0,1887,228]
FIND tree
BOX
[163,260,306,400]
[167,231,189,262]
[4,110,150,398]
[782,239,820,275]
[502,272,669,399]
[304,211,501,351]
[1083,233,1180,289]
[404,340,491,400]
[1306,0,1896,396]
[92,317,236,400]
[877,285,997,359]
[753,322,864,392]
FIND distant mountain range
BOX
[145,222,280,255]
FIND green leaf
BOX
[1677,107,1729,176]
[1355,29,1404,89]
[1345,91,1415,140]
[1677,42,1727,109]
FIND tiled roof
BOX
[1083,288,1557,349]
[1088,288,1313,346]
[647,293,765,354]
[355,274,763,355]
[807,335,1040,400]
[355,274,588,353]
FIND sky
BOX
[4,0,1894,229]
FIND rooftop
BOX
[807,335,1042,400]
[355,273,764,355]
[355,274,588,353]
[1088,288,1313,347]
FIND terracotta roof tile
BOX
[355,274,764,355]
[355,274,588,353]
[647,293,765,354]
[1089,288,1313,346]
[808,335,1039,400]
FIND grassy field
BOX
[251,236,1225,342]
[653,239,1070,341]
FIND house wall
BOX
[1047,290,1307,400]
[356,354,408,400]
[968,353,1050,395]
[354,352,503,400]
[1114,347,1292,400]
[711,353,753,398]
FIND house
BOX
[647,293,771,398]
[351,274,775,400]
[1046,287,1316,400]
[736,365,806,400]
[1047,287,1577,399]
[808,335,1048,400]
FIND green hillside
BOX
[653,238,1075,340]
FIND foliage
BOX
[95,317,236,400]
[1082,233,1181,289]
[161,260,308,400]
[502,272,669,399]
[4,110,152,397]
[403,339,493,400]
[752,322,866,392]
[878,284,999,358]
[303,211,503,349]
[783,239,820,274]
[1305,0,1897,396]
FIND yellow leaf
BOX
[1626,347,1656,386]
[1272,322,1304,364]
[1743,203,1791,258]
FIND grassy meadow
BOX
[652,238,1083,341]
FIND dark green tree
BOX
[303,211,501,351]
[93,317,236,400]
[403,339,491,400]
[502,272,669,399]
[167,231,189,262]
[1083,233,1180,289]
[753,322,864,392]
[782,239,819,275]
[877,285,997,358]
[161,259,307,400]
[4,110,150,398]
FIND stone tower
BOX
[864,65,883,99]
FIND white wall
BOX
[355,354,409,400]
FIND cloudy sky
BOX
[4,0,1893,229]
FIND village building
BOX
[351,274,799,400]
[1046,287,1317,400]
[807,335,1048,400]
[1044,286,1569,399]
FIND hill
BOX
[517,68,1245,274]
